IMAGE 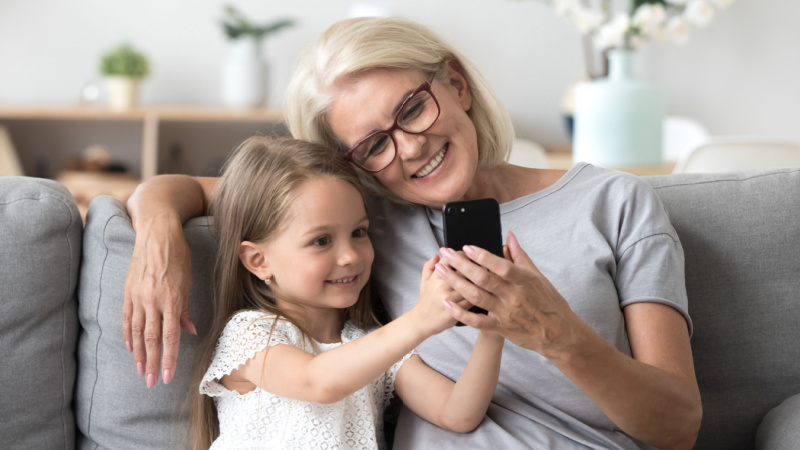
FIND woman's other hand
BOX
[123,212,196,388]
[122,174,215,388]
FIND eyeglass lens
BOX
[351,88,438,172]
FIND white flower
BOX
[685,0,715,27]
[572,6,606,33]
[633,3,666,37]
[665,16,692,45]
[710,0,734,9]
[665,0,689,4]
[593,13,630,50]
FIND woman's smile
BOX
[411,144,449,179]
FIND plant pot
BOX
[221,37,267,108]
[105,77,141,111]
[573,50,665,167]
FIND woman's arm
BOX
[394,329,504,433]
[123,175,218,388]
[438,232,702,450]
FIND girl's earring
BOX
[264,276,272,286]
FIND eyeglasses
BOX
[345,74,440,173]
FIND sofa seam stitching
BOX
[85,210,125,446]
[649,168,800,191]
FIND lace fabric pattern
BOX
[200,310,413,450]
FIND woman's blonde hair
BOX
[189,136,380,449]
[286,16,514,200]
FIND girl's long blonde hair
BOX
[190,136,380,449]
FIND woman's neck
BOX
[462,163,566,204]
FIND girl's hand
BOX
[437,231,584,360]
[410,255,467,336]
[122,212,196,388]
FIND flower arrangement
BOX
[550,0,733,52]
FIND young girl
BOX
[190,136,504,449]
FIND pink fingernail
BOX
[435,263,447,276]
[137,362,144,377]
[125,341,132,353]
[442,299,453,309]
[163,369,172,385]
[440,247,453,258]
[147,373,156,389]
[463,245,476,257]
[191,324,198,336]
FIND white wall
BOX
[1,0,798,153]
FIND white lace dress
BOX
[200,310,413,450]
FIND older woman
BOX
[124,17,701,449]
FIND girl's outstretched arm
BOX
[393,330,504,433]
[227,255,464,404]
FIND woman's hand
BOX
[436,231,586,360]
[408,254,468,336]
[122,212,196,388]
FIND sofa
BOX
[1,169,799,450]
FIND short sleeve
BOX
[614,180,692,336]
[199,311,300,397]
[382,350,415,404]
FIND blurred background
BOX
[0,0,798,183]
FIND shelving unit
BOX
[0,105,285,180]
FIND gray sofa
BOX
[1,170,799,449]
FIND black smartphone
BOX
[442,198,503,326]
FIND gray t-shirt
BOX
[368,163,691,449]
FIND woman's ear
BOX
[239,241,272,281]
[445,58,473,111]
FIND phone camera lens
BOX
[446,207,455,215]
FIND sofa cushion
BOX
[756,393,800,450]
[645,169,800,449]
[0,176,81,449]
[76,195,217,449]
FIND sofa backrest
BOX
[644,168,800,449]
[69,169,800,449]
[0,177,82,449]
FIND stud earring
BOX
[264,276,272,286]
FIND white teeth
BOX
[330,276,356,284]
[414,147,447,178]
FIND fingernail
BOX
[463,245,476,257]
[163,369,172,385]
[191,323,198,336]
[440,247,453,258]
[125,341,133,353]
[435,263,447,276]
[147,373,156,389]
[442,299,453,309]
[137,362,144,377]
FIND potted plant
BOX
[99,43,150,111]
[219,4,294,107]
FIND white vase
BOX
[573,50,665,167]
[105,77,140,111]
[221,37,267,108]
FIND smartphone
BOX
[442,198,503,325]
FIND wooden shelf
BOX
[0,105,285,180]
